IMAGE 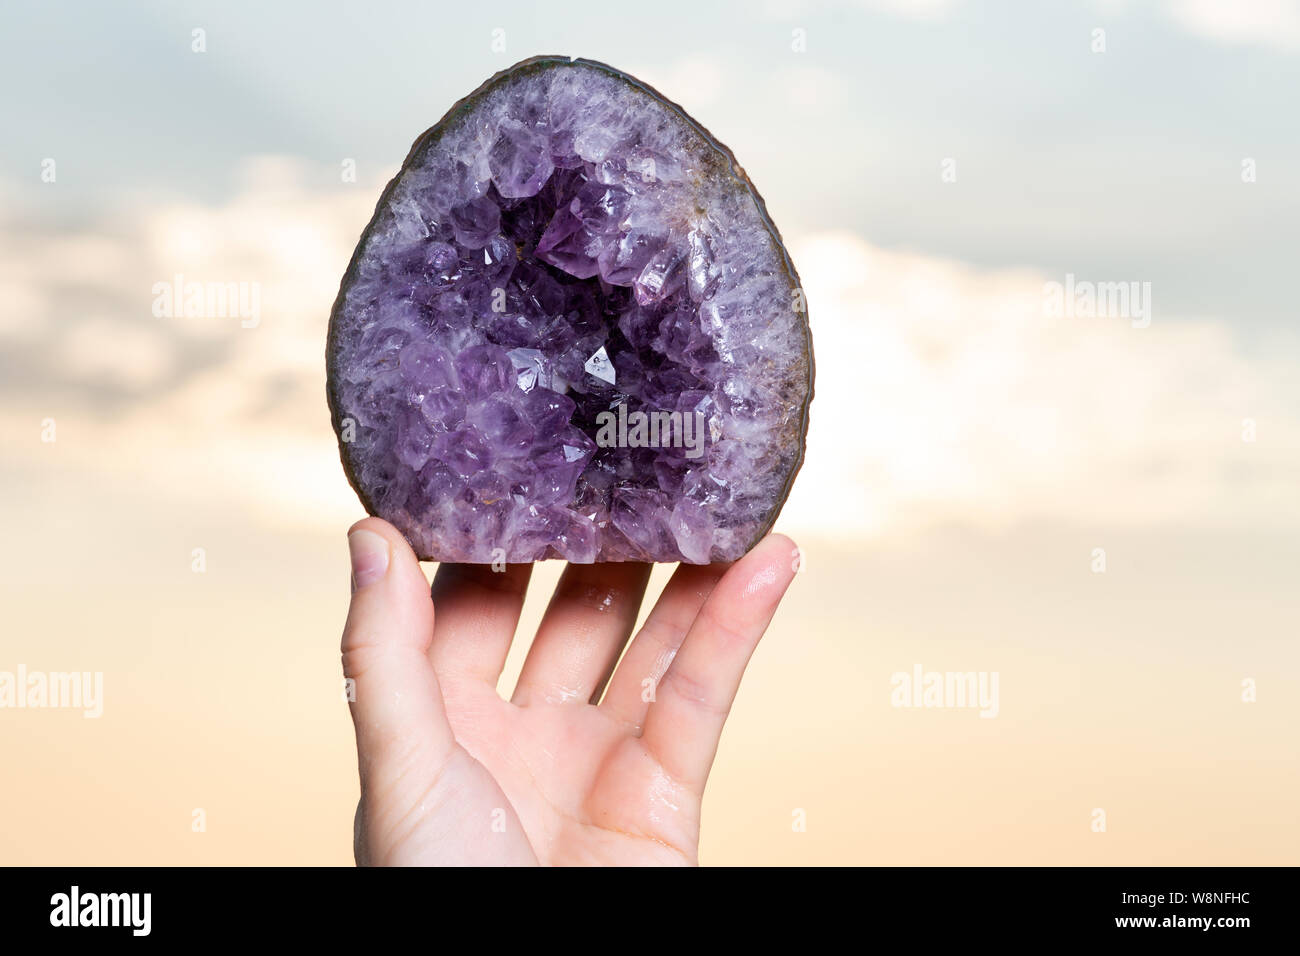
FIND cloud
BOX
[774,65,843,110]
[762,0,959,20]
[1163,0,1300,52]
[0,156,385,531]
[763,0,1300,51]
[780,232,1299,538]
[634,55,728,110]
[860,0,959,21]
[2,160,1296,544]
[58,316,175,392]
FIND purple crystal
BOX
[327,57,813,563]
[449,196,501,249]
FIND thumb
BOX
[342,517,455,805]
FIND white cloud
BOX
[1164,0,1300,52]
[860,0,959,21]
[774,65,842,110]
[59,317,174,392]
[779,232,1300,538]
[762,0,959,20]
[636,55,728,110]
[0,156,383,532]
[2,162,1296,544]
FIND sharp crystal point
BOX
[584,346,616,385]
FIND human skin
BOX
[341,516,799,865]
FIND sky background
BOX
[1,0,1297,865]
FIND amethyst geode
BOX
[327,56,813,563]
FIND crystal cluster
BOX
[328,58,812,563]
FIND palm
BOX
[441,686,697,865]
[342,518,797,867]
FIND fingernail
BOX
[348,529,389,591]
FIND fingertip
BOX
[348,516,412,556]
[762,532,799,564]
[343,518,434,654]
[736,533,799,600]
[348,517,423,582]
[345,525,387,590]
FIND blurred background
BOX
[1,0,1297,865]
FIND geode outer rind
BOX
[327,56,813,564]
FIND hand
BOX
[341,517,799,866]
